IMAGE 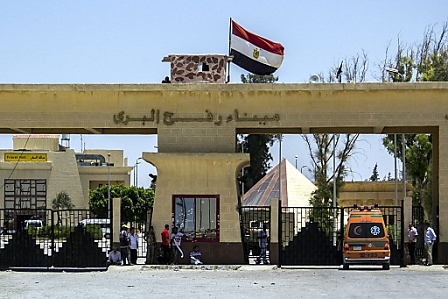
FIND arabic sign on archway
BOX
[113,109,280,126]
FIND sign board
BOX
[4,153,48,162]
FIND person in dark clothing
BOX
[119,224,131,265]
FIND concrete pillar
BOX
[402,196,412,265]
[143,152,249,264]
[112,197,121,249]
[269,198,279,265]
[403,197,412,230]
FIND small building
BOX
[0,135,132,229]
[162,54,231,83]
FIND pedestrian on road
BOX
[407,222,418,264]
[424,221,437,266]
[145,226,156,264]
[119,225,131,265]
[129,227,138,265]
[256,223,268,265]
[161,224,171,264]
[170,226,184,265]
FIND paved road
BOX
[0,265,447,299]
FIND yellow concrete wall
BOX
[13,135,59,151]
[338,181,413,207]
[144,152,249,243]
[46,149,85,208]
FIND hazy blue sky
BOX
[1,1,447,186]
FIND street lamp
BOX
[134,157,142,187]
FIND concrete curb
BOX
[106,264,448,272]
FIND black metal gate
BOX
[0,209,109,270]
[279,205,404,266]
[280,207,342,265]
[129,207,152,258]
[383,205,404,265]
[239,206,270,263]
[412,205,425,260]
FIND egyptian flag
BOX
[230,20,284,75]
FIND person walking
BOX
[145,226,156,264]
[407,222,418,264]
[119,225,131,265]
[161,224,171,264]
[129,227,138,265]
[256,223,269,265]
[170,227,184,265]
[424,221,437,266]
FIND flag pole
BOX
[226,18,232,83]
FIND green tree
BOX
[89,185,154,223]
[303,134,359,208]
[369,163,380,182]
[380,22,447,219]
[382,134,432,213]
[52,191,74,210]
[305,56,366,208]
[239,74,278,192]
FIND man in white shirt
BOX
[424,221,437,266]
[170,227,184,265]
[129,227,139,265]
[407,222,418,264]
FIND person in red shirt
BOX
[161,224,171,264]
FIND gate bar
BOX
[277,198,282,268]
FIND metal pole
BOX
[295,155,298,169]
[402,134,406,200]
[279,134,282,204]
[135,158,141,187]
[241,141,245,196]
[133,165,136,186]
[394,134,398,206]
[136,161,139,187]
[394,134,398,246]
[107,153,111,220]
[333,136,337,246]
[277,134,282,268]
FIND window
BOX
[200,62,209,72]
[348,223,386,238]
[4,179,47,210]
[172,195,219,242]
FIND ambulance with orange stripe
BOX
[342,204,391,270]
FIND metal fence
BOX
[128,207,153,258]
[239,206,271,263]
[0,208,110,270]
[280,206,342,265]
[412,205,425,259]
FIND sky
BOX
[1,1,447,187]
